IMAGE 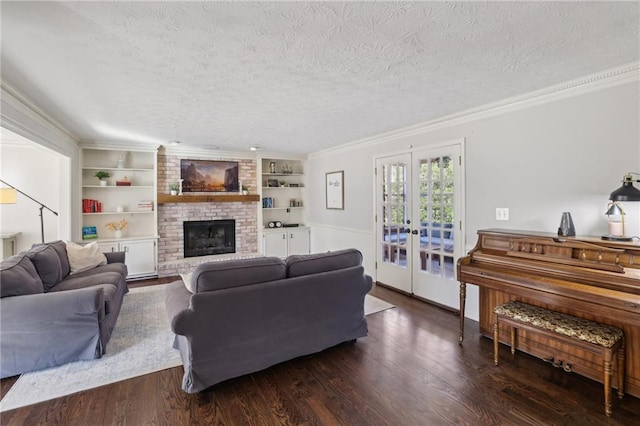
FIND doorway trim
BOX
[372,138,466,300]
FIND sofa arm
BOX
[164,281,195,336]
[1,287,105,378]
[105,251,125,264]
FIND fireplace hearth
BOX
[184,220,236,258]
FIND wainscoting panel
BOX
[308,223,375,278]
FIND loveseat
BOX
[0,240,128,378]
[164,248,372,393]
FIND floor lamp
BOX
[0,179,58,243]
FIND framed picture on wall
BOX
[180,159,239,193]
[326,170,344,210]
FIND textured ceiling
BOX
[1,2,639,154]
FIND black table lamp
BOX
[602,173,640,241]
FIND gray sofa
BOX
[164,248,372,393]
[0,240,128,378]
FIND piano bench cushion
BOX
[494,301,623,348]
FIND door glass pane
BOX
[417,155,455,279]
[381,161,408,268]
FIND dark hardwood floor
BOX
[2,280,639,425]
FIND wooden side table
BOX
[1,232,21,259]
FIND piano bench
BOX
[493,301,625,417]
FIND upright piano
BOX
[457,229,640,398]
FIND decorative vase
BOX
[114,230,123,239]
[100,180,107,187]
[170,190,178,196]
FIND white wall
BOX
[0,138,66,252]
[1,84,79,242]
[307,76,640,321]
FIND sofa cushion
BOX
[70,262,127,279]
[286,249,363,278]
[24,244,63,292]
[0,255,44,298]
[48,240,71,277]
[65,241,107,275]
[191,257,285,293]
[54,273,121,314]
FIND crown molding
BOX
[159,144,258,160]
[1,82,79,157]
[79,140,160,153]
[309,62,640,159]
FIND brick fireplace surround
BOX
[157,150,260,277]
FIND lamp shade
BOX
[609,175,640,201]
[605,202,624,216]
[0,188,17,204]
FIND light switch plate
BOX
[496,208,509,221]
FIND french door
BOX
[376,144,463,309]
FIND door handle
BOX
[411,230,419,235]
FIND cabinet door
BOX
[263,232,288,258]
[120,239,156,278]
[287,229,310,256]
[97,242,119,253]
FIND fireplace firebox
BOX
[183,220,236,258]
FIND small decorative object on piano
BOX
[137,200,154,211]
[116,176,132,186]
[557,212,575,236]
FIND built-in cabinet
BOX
[98,238,157,278]
[81,146,158,279]
[263,227,310,258]
[260,157,309,257]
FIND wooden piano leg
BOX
[604,353,613,416]
[493,320,499,366]
[511,327,516,355]
[459,281,466,344]
[618,339,625,399]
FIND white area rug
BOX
[364,293,395,316]
[0,286,393,412]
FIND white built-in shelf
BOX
[82,185,155,188]
[82,167,154,172]
[262,173,304,177]
[80,235,159,244]
[82,211,154,215]
[262,186,305,189]
[262,207,304,211]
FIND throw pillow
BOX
[48,240,71,277]
[65,241,107,275]
[0,255,44,297]
[25,244,63,292]
[180,272,194,293]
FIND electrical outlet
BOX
[496,208,509,221]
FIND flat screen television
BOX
[180,159,239,193]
